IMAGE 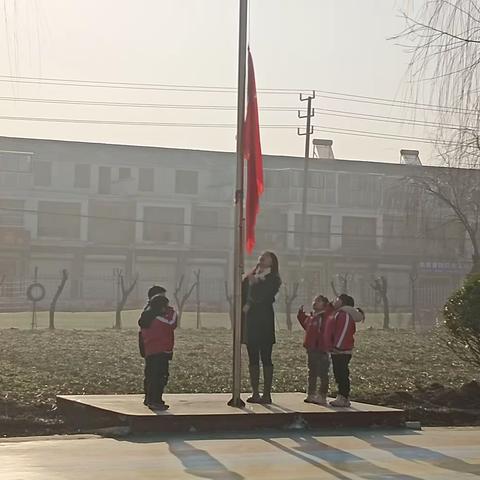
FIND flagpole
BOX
[228,0,248,408]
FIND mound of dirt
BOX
[419,381,480,409]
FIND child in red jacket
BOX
[138,294,177,410]
[326,294,364,408]
[138,286,167,400]
[297,295,333,405]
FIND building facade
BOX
[0,136,471,317]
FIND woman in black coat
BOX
[242,251,281,404]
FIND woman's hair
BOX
[263,251,280,278]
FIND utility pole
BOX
[297,91,315,272]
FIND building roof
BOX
[0,134,458,176]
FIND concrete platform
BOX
[57,393,405,433]
[2,428,480,479]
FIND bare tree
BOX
[194,269,201,329]
[283,281,300,332]
[331,273,349,297]
[407,167,480,273]
[49,269,68,330]
[224,281,234,329]
[370,276,390,329]
[395,1,480,273]
[115,271,138,330]
[173,274,197,328]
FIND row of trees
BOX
[396,0,480,368]
[24,267,400,330]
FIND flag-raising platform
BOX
[56,393,405,434]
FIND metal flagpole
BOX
[228,0,248,408]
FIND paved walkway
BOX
[1,427,480,479]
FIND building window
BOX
[98,166,111,194]
[119,167,131,180]
[338,174,382,208]
[383,214,419,252]
[423,218,465,256]
[88,201,135,245]
[175,170,198,194]
[290,170,337,204]
[265,170,290,188]
[254,210,288,250]
[192,207,230,248]
[33,161,52,187]
[139,168,154,192]
[38,201,81,239]
[342,216,377,249]
[74,164,91,188]
[143,206,184,243]
[0,152,31,172]
[0,199,24,226]
[294,214,330,249]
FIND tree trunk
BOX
[174,274,197,329]
[285,304,292,332]
[382,294,390,329]
[371,276,390,329]
[224,281,234,329]
[49,269,68,330]
[330,280,338,298]
[177,307,184,327]
[283,282,299,332]
[410,269,418,330]
[115,308,122,330]
[470,253,480,275]
[115,272,138,330]
[194,270,201,329]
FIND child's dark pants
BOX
[331,353,352,398]
[144,352,171,404]
[307,350,330,396]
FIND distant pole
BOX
[228,0,248,408]
[297,92,315,272]
[31,266,38,330]
[410,263,418,330]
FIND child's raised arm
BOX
[297,305,308,330]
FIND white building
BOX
[0,136,471,315]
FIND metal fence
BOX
[0,272,460,318]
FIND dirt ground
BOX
[1,327,479,436]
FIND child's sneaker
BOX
[313,394,328,406]
[304,394,317,404]
[329,395,351,408]
[148,402,169,411]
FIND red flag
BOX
[244,48,264,254]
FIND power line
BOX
[0,95,299,112]
[312,126,457,146]
[314,108,462,130]
[0,114,294,129]
[0,73,475,114]
[0,113,467,146]
[0,94,464,130]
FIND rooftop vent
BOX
[313,139,334,159]
[400,149,421,166]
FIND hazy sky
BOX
[0,0,436,163]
